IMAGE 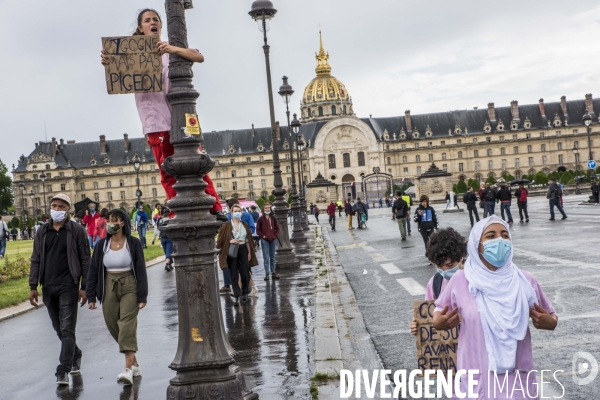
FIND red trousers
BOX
[147,131,222,213]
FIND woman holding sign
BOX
[101,9,226,221]
[433,216,558,398]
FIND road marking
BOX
[380,263,402,275]
[363,246,376,252]
[336,243,366,250]
[370,253,387,262]
[373,270,388,292]
[396,278,427,296]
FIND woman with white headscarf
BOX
[433,215,557,399]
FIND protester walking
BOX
[134,205,149,248]
[86,209,148,386]
[547,178,567,220]
[313,204,320,224]
[327,201,336,231]
[11,227,18,242]
[249,205,260,223]
[401,192,413,235]
[453,192,461,210]
[82,203,100,249]
[591,181,599,205]
[0,216,8,259]
[514,183,530,222]
[482,183,497,216]
[216,204,258,306]
[256,202,280,281]
[151,204,162,245]
[29,194,90,385]
[156,207,173,271]
[392,192,409,241]
[100,8,226,222]
[352,198,368,229]
[92,208,108,249]
[413,195,438,261]
[433,216,557,398]
[337,199,343,217]
[497,184,514,224]
[345,199,354,229]
[445,192,451,209]
[463,186,480,227]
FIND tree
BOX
[485,176,496,185]
[10,216,19,228]
[547,171,560,181]
[560,171,573,185]
[452,184,458,193]
[0,160,13,214]
[533,171,548,185]
[468,179,480,191]
[456,180,468,193]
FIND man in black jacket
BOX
[462,186,480,227]
[392,191,409,240]
[482,183,498,216]
[497,184,514,224]
[29,194,90,385]
[514,183,530,222]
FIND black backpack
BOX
[433,273,444,299]
[394,200,407,218]
[484,188,495,202]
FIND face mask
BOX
[264,211,271,215]
[232,212,242,220]
[481,237,512,267]
[107,223,122,235]
[90,207,96,212]
[51,210,67,223]
[436,265,460,280]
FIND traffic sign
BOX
[588,160,597,170]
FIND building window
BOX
[79,171,84,176]
[442,153,447,160]
[328,154,336,169]
[332,105,336,115]
[488,160,493,171]
[60,172,64,177]
[230,159,235,164]
[106,180,112,188]
[499,136,504,142]
[47,185,52,192]
[513,134,518,141]
[216,171,221,178]
[402,156,407,163]
[515,158,520,168]
[119,179,124,187]
[92,170,97,176]
[486,137,491,143]
[108,192,113,201]
[81,194,85,200]
[80,183,85,190]
[459,163,464,172]
[527,145,532,153]
[232,182,238,191]
[248,192,255,201]
[246,157,251,163]
[93,181,99,189]
[473,138,478,144]
[247,169,252,176]
[542,156,547,166]
[151,177,157,184]
[401,144,406,150]
[33,185,39,193]
[428,154,433,161]
[216,183,222,190]
[46,173,51,179]
[528,157,534,167]
[475,161,480,171]
[150,165,155,171]
[541,144,546,152]
[415,143,419,149]
[403,167,408,173]
[118,168,123,173]
[558,154,563,164]
[526,133,531,139]
[231,170,236,178]
[474,150,479,157]
[416,155,421,162]
[358,152,365,166]
[515,171,521,179]
[303,164,307,171]
[152,188,158,197]
[416,166,422,175]
[318,106,323,116]
[259,156,264,162]
[456,139,462,145]
[540,132,545,138]
[260,168,265,175]
[285,153,290,160]
[502,159,507,169]
[248,180,254,190]
[428,142,433,148]
[386,145,390,151]
[120,191,125,200]
[287,177,292,186]
[458,151,463,159]
[557,142,562,150]
[486,149,492,156]
[343,153,351,168]
[574,141,579,147]
[441,141,446,146]
[61,184,66,191]
[33,174,38,180]
[286,166,291,173]
[442,164,448,172]
[94,193,100,202]
[386,157,391,164]
[261,179,266,188]
[514,146,519,154]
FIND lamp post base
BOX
[167,364,258,400]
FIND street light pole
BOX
[292,114,309,231]
[583,110,594,162]
[162,1,257,399]
[249,0,298,268]
[132,154,141,208]
[573,144,581,194]
[40,171,47,219]
[29,190,35,222]
[279,77,305,243]
[18,182,26,239]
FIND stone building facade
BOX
[12,33,599,214]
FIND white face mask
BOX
[51,210,67,222]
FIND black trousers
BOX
[467,205,480,227]
[518,203,529,221]
[227,245,250,299]
[329,215,336,230]
[43,283,82,374]
[420,229,434,256]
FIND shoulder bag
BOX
[227,232,239,259]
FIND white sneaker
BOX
[248,286,259,297]
[117,368,133,385]
[131,365,142,377]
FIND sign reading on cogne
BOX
[414,300,459,374]
[101,35,163,95]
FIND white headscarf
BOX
[464,215,537,373]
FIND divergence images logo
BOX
[572,352,598,386]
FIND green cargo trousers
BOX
[396,217,407,239]
[102,271,139,353]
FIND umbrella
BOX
[509,179,531,185]
[73,197,100,219]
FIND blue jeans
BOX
[500,202,513,222]
[549,198,567,219]
[0,238,6,257]
[406,218,411,232]
[261,239,277,275]
[160,237,173,264]
[485,201,496,216]
[87,235,94,249]
[222,268,232,286]
[137,225,147,247]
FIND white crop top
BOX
[103,239,133,272]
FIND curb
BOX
[0,255,166,323]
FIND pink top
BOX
[134,53,171,135]
[425,274,449,300]
[434,270,555,399]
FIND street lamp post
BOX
[40,171,47,219]
[373,167,381,207]
[249,0,298,268]
[29,190,35,222]
[161,1,257,399]
[18,182,26,239]
[292,114,309,231]
[278,77,305,243]
[583,110,594,163]
[132,154,142,208]
[573,144,581,194]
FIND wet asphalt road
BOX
[326,195,600,399]
[0,234,317,400]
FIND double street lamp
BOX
[249,0,298,267]
[278,77,305,243]
[40,171,47,219]
[292,114,309,231]
[573,144,581,194]
[132,154,141,208]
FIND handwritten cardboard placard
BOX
[414,300,459,374]
[102,35,163,94]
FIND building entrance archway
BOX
[342,174,356,199]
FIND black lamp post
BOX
[373,167,381,206]
[583,110,594,163]
[132,154,141,208]
[161,1,257,399]
[573,144,581,194]
[292,116,309,231]
[18,182,26,238]
[29,190,35,220]
[278,77,305,243]
[249,0,298,267]
[40,171,47,219]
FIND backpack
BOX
[484,188,495,202]
[394,200,407,219]
[433,273,444,299]
[555,185,563,198]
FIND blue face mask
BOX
[481,237,512,267]
[232,212,242,220]
[264,211,271,215]
[436,265,460,280]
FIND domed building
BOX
[300,32,354,123]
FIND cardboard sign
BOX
[185,114,201,135]
[102,35,163,94]
[414,300,459,374]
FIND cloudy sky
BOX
[1,0,599,174]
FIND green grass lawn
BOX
[0,231,165,310]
